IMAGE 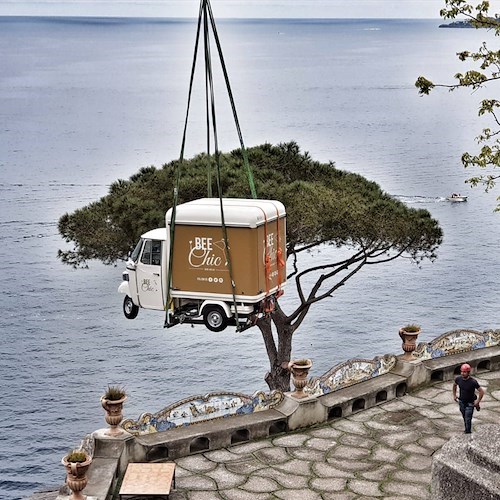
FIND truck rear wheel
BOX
[123,295,139,319]
[203,305,228,332]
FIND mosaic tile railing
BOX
[412,329,500,361]
[304,354,397,398]
[121,390,284,435]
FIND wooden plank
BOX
[119,463,176,498]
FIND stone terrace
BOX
[165,371,500,500]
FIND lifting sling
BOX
[165,0,258,331]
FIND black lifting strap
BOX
[202,0,240,329]
[165,0,256,330]
[205,0,257,199]
[164,1,204,326]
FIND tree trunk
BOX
[258,307,294,391]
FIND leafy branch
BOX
[415,0,500,210]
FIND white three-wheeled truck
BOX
[118,198,286,331]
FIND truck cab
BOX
[118,228,166,320]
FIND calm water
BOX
[1,16,499,498]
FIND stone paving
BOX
[167,371,500,500]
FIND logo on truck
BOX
[188,237,227,270]
[141,278,158,292]
[262,232,279,280]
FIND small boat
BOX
[446,193,468,202]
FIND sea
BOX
[1,16,499,499]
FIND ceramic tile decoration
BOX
[305,354,397,397]
[119,330,500,436]
[122,390,284,435]
[412,329,500,361]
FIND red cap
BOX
[460,363,471,372]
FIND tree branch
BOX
[288,255,368,324]
[294,250,365,304]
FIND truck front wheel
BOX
[123,295,139,319]
[203,306,228,332]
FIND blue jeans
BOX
[459,400,474,433]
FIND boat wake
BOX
[391,195,445,204]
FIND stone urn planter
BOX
[101,385,127,437]
[288,358,312,398]
[399,324,421,361]
[62,450,92,500]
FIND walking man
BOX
[452,363,484,434]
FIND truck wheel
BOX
[203,306,228,332]
[123,295,139,319]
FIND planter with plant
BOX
[61,449,92,500]
[399,324,422,360]
[100,385,127,436]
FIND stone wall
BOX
[432,424,500,500]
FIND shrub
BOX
[103,385,126,401]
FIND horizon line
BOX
[0,14,443,20]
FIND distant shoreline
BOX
[439,20,473,28]
[439,17,499,28]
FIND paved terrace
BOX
[129,370,500,500]
[32,369,500,500]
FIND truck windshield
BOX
[130,239,143,263]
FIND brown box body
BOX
[166,199,286,302]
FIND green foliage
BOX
[103,385,126,401]
[58,142,442,268]
[65,450,88,463]
[58,142,442,267]
[415,0,500,210]
[402,324,421,333]
[415,76,435,95]
[59,142,441,267]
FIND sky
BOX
[0,0,475,19]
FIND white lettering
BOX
[194,236,213,251]
[262,232,278,266]
[189,249,223,268]
[189,237,226,269]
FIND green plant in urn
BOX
[101,385,127,436]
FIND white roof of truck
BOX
[165,198,286,228]
[141,227,167,240]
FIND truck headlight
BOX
[122,272,129,281]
